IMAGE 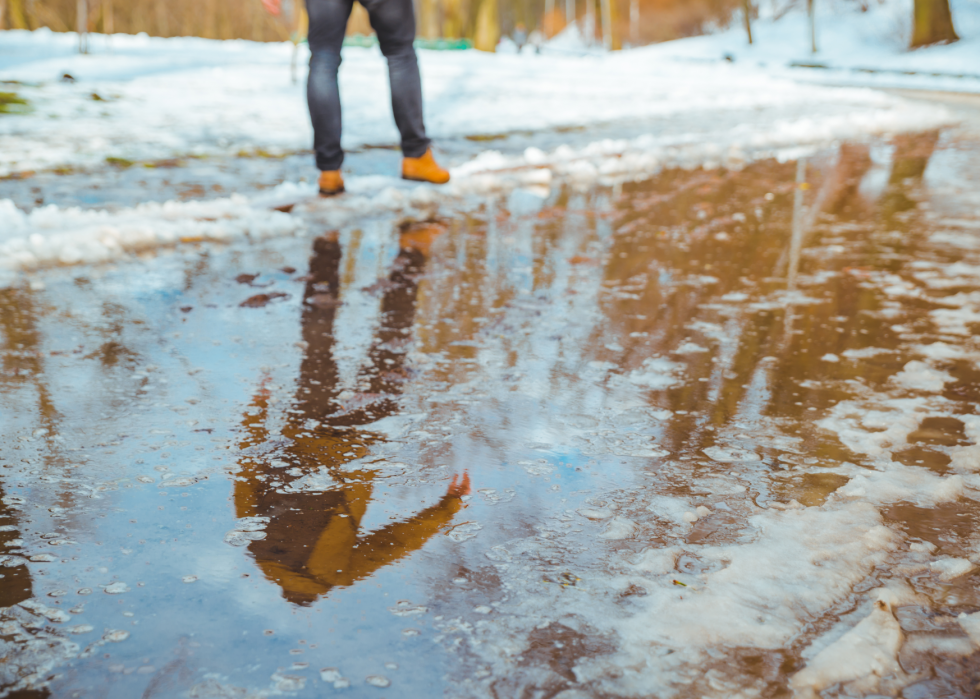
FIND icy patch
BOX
[633,546,682,575]
[388,601,428,617]
[818,396,941,459]
[889,360,954,392]
[628,358,684,390]
[0,196,303,283]
[613,502,900,666]
[599,517,638,540]
[19,600,70,623]
[280,469,340,493]
[836,461,964,507]
[841,347,894,360]
[790,600,905,699]
[703,446,760,463]
[673,341,708,354]
[958,612,980,647]
[929,557,975,581]
[446,522,482,543]
[224,516,269,547]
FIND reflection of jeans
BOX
[306,0,431,171]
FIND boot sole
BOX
[401,175,450,185]
[318,187,345,197]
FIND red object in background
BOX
[261,0,282,15]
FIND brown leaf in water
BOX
[240,292,290,308]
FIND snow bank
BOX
[790,600,906,698]
[0,92,953,282]
[645,0,980,93]
[0,196,302,284]
[0,26,955,178]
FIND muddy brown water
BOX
[2,122,980,698]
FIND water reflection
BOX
[234,225,470,605]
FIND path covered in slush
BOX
[2,99,980,698]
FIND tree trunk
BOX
[419,0,439,38]
[807,0,816,52]
[599,0,611,49]
[565,0,574,28]
[0,0,6,30]
[472,0,498,51]
[629,0,638,46]
[77,0,88,53]
[102,0,113,35]
[584,0,594,45]
[911,0,958,48]
[741,0,753,45]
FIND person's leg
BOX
[359,0,430,158]
[306,0,354,172]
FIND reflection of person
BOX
[235,227,469,606]
[262,0,451,195]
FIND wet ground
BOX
[3,96,980,698]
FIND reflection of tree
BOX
[0,496,33,610]
[590,134,939,463]
[881,130,939,219]
[0,288,48,697]
[234,227,469,606]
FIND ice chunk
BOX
[446,522,482,543]
[929,557,975,581]
[600,517,637,540]
[703,446,759,463]
[366,675,390,688]
[388,601,427,617]
[790,601,904,698]
[958,612,980,647]
[633,547,681,575]
[628,358,684,390]
[890,361,954,392]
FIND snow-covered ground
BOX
[0,26,958,282]
[641,0,980,93]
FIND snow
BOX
[2,16,980,693]
[642,0,980,93]
[790,599,906,698]
[0,26,959,280]
[0,25,949,178]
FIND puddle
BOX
[2,124,980,697]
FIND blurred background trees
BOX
[0,0,745,46]
[0,0,961,51]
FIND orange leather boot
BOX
[402,149,450,185]
[318,170,345,196]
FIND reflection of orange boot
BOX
[318,170,345,197]
[402,149,450,185]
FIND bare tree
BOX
[911,0,958,48]
[807,0,816,52]
[600,0,611,48]
[629,0,638,46]
[473,0,499,50]
[741,0,753,44]
[77,0,88,53]
[102,0,113,35]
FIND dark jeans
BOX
[306,0,431,171]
